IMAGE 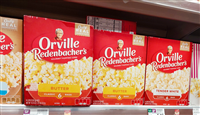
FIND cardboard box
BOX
[189,43,200,106]
[0,16,22,104]
[87,16,136,34]
[92,30,147,105]
[144,37,192,105]
[24,15,93,106]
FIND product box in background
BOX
[0,16,22,104]
[86,16,137,34]
[144,37,192,105]
[189,43,200,106]
[92,30,147,105]
[24,15,93,106]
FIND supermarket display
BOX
[189,43,200,106]
[92,30,147,105]
[0,0,199,113]
[0,16,23,104]
[24,15,94,106]
[144,37,192,105]
[86,16,137,34]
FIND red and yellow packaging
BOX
[189,43,200,106]
[87,16,137,34]
[144,37,192,105]
[92,30,147,105]
[0,16,22,104]
[24,15,93,106]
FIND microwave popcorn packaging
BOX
[24,15,93,106]
[0,16,22,104]
[189,43,200,106]
[144,37,192,105]
[86,16,137,35]
[92,30,147,105]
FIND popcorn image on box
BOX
[87,16,137,34]
[92,30,147,105]
[189,43,200,106]
[24,15,93,106]
[0,16,22,104]
[144,37,192,105]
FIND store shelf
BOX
[0,0,200,115]
[67,0,200,24]
[1,104,199,115]
[1,0,200,42]
[66,0,200,42]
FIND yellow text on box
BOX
[103,87,136,95]
[38,84,80,93]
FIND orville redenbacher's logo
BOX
[99,39,142,69]
[0,32,14,55]
[117,39,124,50]
[31,28,87,61]
[151,45,187,72]
[54,28,63,41]
[167,45,173,55]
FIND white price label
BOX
[148,108,165,115]
[37,109,49,115]
[193,108,200,115]
[23,109,49,115]
[148,113,165,115]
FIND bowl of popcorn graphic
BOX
[0,52,22,103]
[145,64,191,105]
[24,51,93,105]
[92,60,145,104]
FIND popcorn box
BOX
[92,30,147,105]
[189,43,200,106]
[0,16,22,104]
[144,37,192,105]
[86,16,136,34]
[24,16,93,106]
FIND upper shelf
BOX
[0,0,200,43]
[67,0,200,25]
